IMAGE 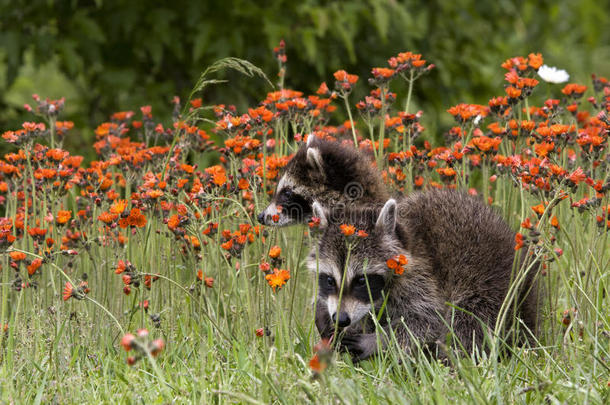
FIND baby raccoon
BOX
[308,189,538,361]
[257,136,389,226]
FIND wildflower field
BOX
[0,44,609,403]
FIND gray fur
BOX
[308,189,539,361]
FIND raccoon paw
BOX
[340,333,379,361]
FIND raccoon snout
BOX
[257,211,266,225]
[332,312,351,328]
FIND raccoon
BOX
[308,189,539,361]
[257,136,389,226]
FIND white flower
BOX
[537,65,570,84]
[473,115,482,126]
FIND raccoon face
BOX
[257,136,325,226]
[315,264,388,329]
[257,173,313,226]
[308,199,407,331]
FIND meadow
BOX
[0,45,609,404]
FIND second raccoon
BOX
[257,136,389,226]
[308,189,539,360]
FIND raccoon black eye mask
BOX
[317,273,386,302]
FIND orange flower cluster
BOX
[501,53,543,72]
[387,51,434,77]
[386,254,408,275]
[333,70,359,92]
[217,224,261,260]
[309,338,332,375]
[562,83,588,98]
[338,224,369,239]
[447,103,488,123]
[120,329,165,366]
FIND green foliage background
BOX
[1,0,609,156]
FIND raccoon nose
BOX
[257,212,266,225]
[332,312,351,328]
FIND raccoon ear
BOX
[306,148,325,177]
[306,133,316,147]
[376,199,397,234]
[311,201,328,228]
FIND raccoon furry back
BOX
[395,189,539,341]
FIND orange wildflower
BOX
[109,200,127,215]
[531,203,546,216]
[9,251,26,261]
[505,86,522,99]
[147,189,163,199]
[561,83,587,97]
[309,354,326,373]
[387,254,408,275]
[56,210,71,225]
[205,165,227,186]
[550,216,560,229]
[269,245,282,259]
[115,260,128,274]
[197,270,214,288]
[98,211,118,224]
[340,224,355,236]
[62,282,74,301]
[167,214,181,230]
[333,70,359,85]
[120,333,136,351]
[316,82,330,95]
[127,208,147,228]
[528,53,543,70]
[515,233,525,250]
[568,167,586,185]
[237,178,250,190]
[265,268,290,292]
[371,67,395,79]
[472,136,501,152]
[27,258,42,275]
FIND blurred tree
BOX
[0,0,608,155]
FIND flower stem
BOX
[343,95,358,148]
[404,70,414,115]
[377,86,388,168]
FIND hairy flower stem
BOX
[343,95,358,148]
[85,296,125,335]
[525,98,531,122]
[333,242,353,340]
[144,348,175,398]
[3,290,23,376]
[406,133,414,193]
[377,86,388,168]
[404,70,415,116]
[49,116,56,149]
[483,162,489,203]
[288,229,305,330]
